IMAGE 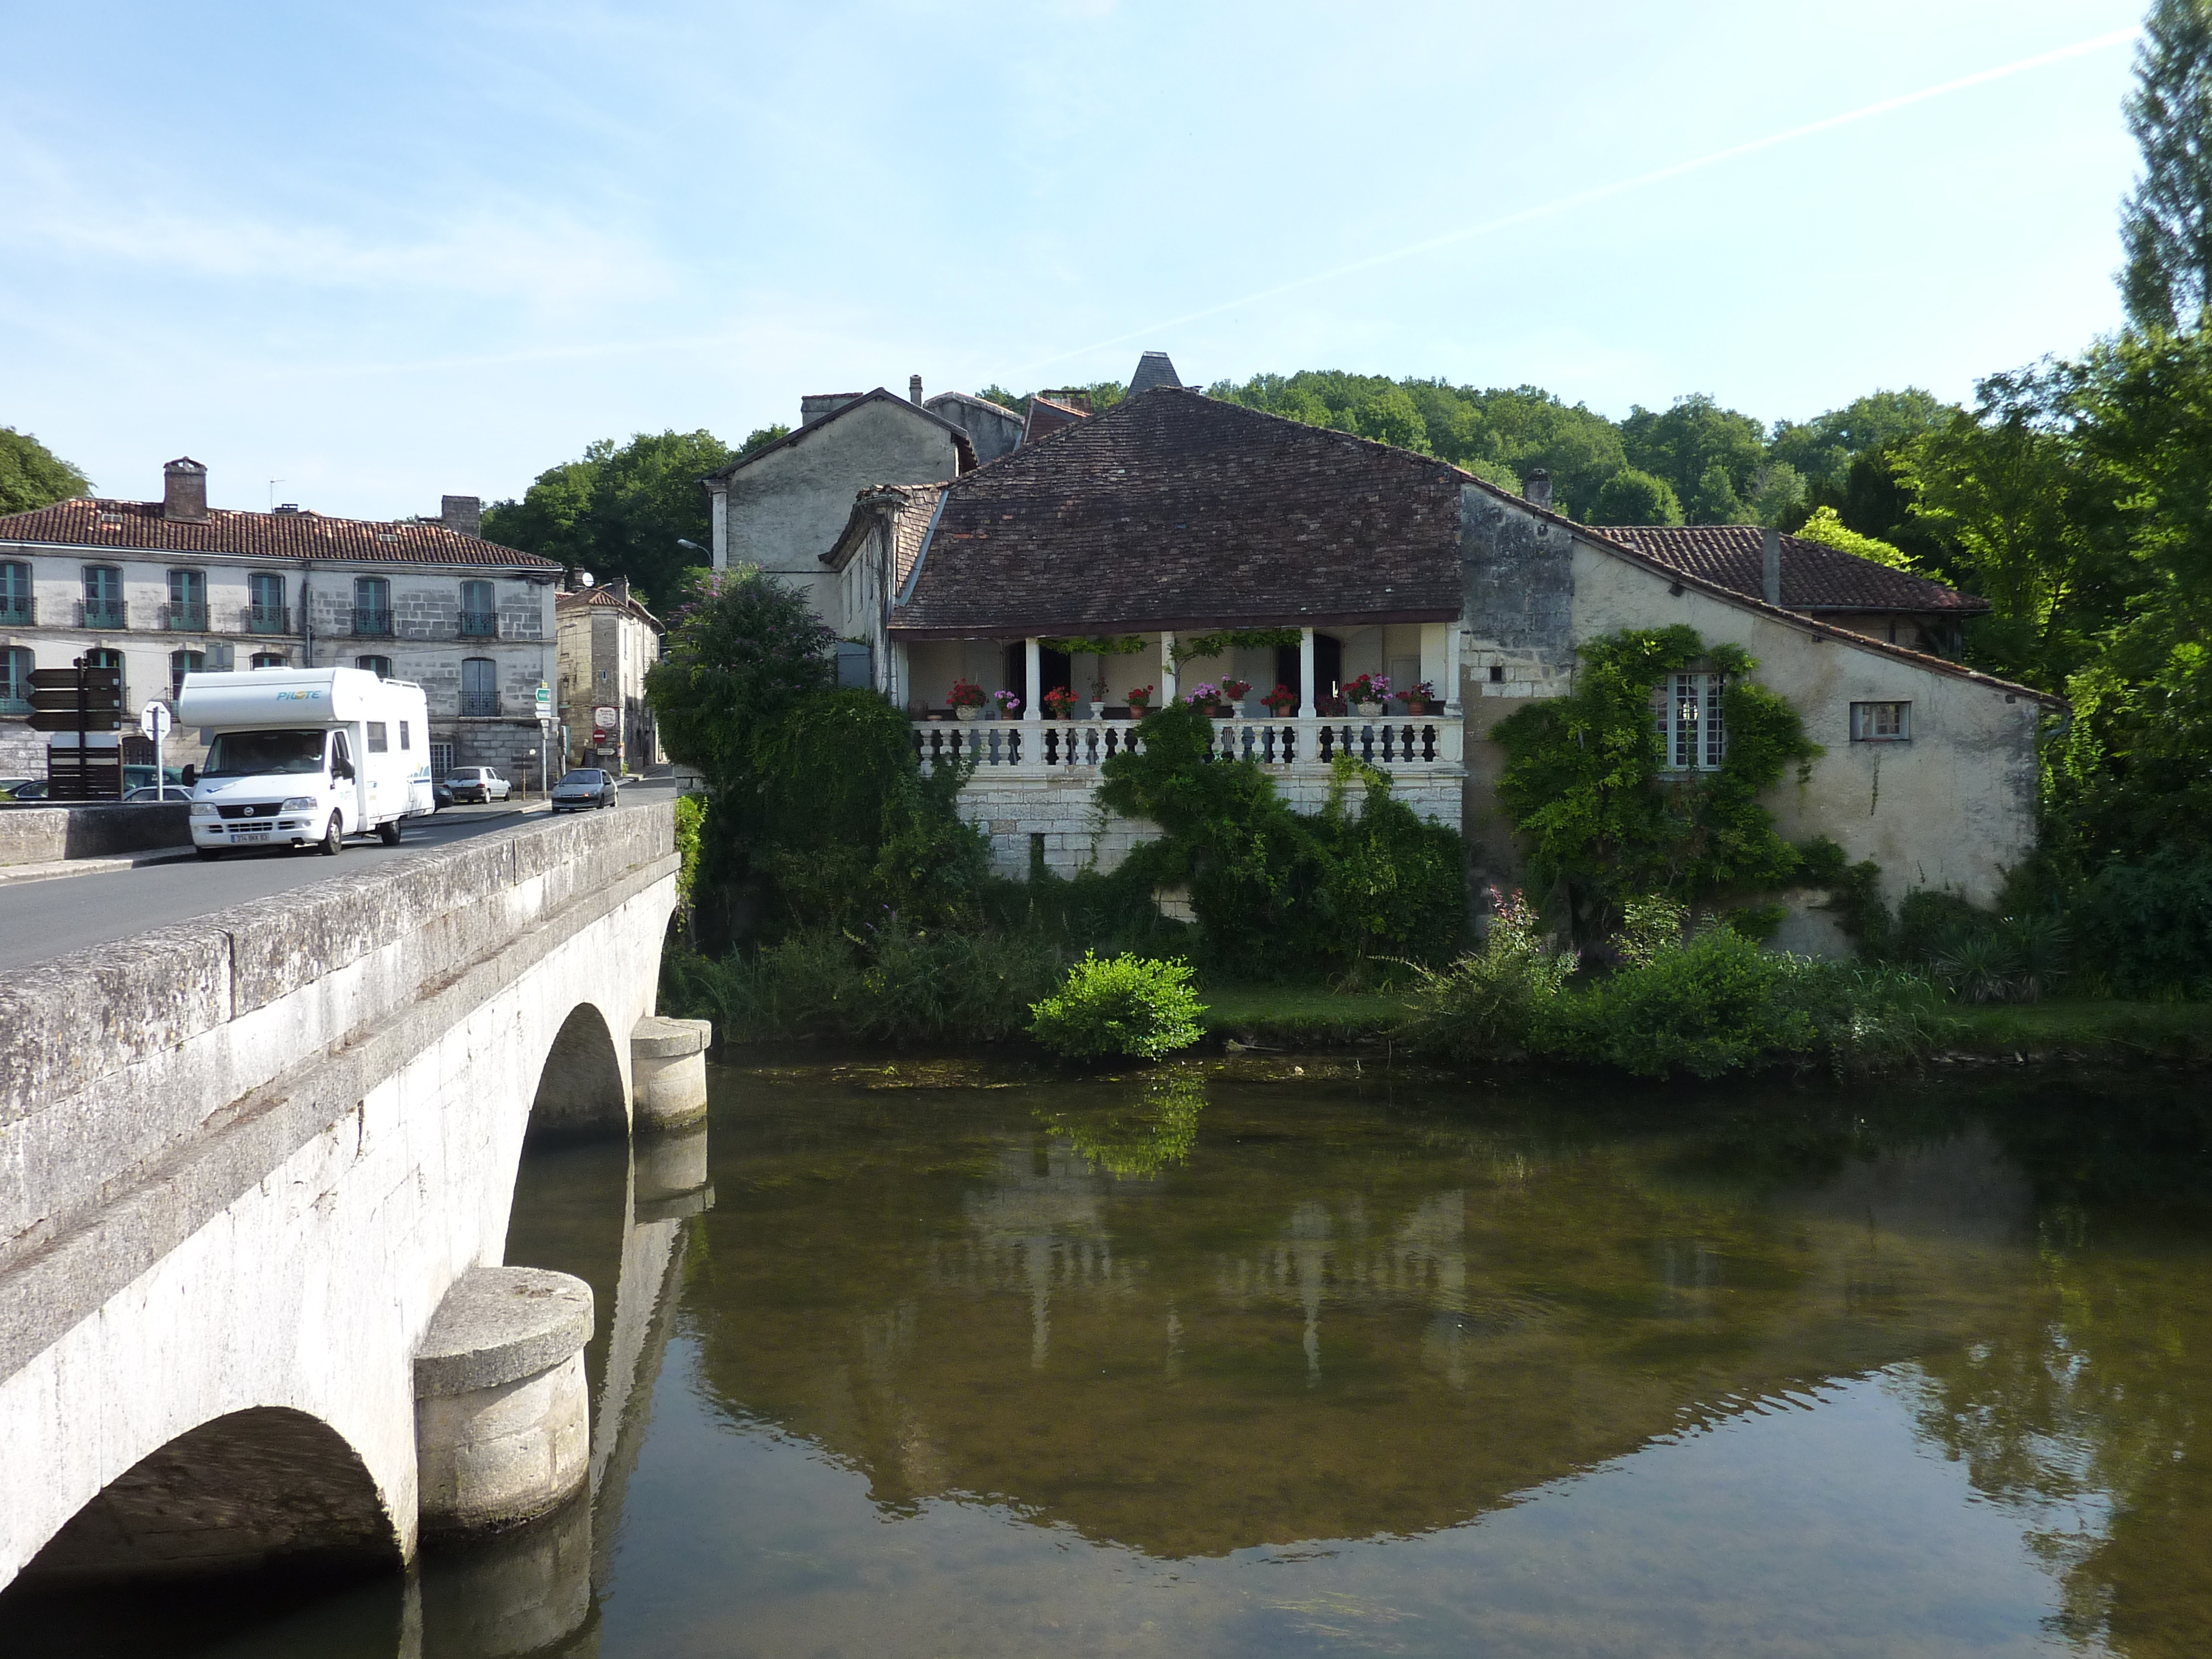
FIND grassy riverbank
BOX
[1198,982,2212,1065]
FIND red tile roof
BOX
[0,497,560,569]
[1594,524,1986,614]
[892,387,1464,637]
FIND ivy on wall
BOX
[1492,625,1826,934]
[1170,627,1303,664]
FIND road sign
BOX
[139,702,173,743]
[593,705,617,730]
[28,667,121,691]
[535,682,552,720]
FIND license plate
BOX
[232,829,270,841]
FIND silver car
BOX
[550,768,618,811]
[444,767,512,803]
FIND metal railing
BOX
[0,695,29,716]
[0,599,34,626]
[164,603,208,631]
[247,605,291,635]
[458,610,498,638]
[353,608,393,636]
[81,600,127,629]
[460,692,501,717]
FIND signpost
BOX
[30,661,125,800]
[534,682,552,797]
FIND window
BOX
[1651,672,1726,771]
[167,569,207,631]
[250,651,288,669]
[366,721,389,753]
[398,719,411,751]
[249,571,287,634]
[461,657,498,717]
[1851,701,1912,742]
[460,580,497,637]
[0,646,32,714]
[170,648,205,699]
[0,561,30,626]
[354,576,392,636]
[84,565,124,628]
[356,654,393,677]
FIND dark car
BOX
[7,779,49,800]
[549,768,618,812]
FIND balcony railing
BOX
[247,605,292,635]
[911,713,1463,775]
[459,610,498,638]
[81,600,127,629]
[0,695,29,716]
[460,692,501,717]
[164,603,208,632]
[0,600,30,627]
[353,608,393,637]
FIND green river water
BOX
[13,1055,2212,1657]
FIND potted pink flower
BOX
[1401,680,1442,716]
[1345,672,1389,717]
[991,689,1022,719]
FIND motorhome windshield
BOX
[203,729,329,778]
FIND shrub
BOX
[1535,925,1823,1078]
[1395,888,1578,1064]
[2077,851,2212,998]
[1613,894,1687,968]
[1027,953,1208,1059]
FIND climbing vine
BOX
[1492,625,1823,935]
[1041,634,1151,657]
[1170,626,1303,664]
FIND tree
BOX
[646,565,834,803]
[480,429,737,611]
[2120,0,2212,330]
[0,427,90,515]
[1619,395,1768,520]
[1791,506,1915,571]
[1769,389,1949,493]
[1591,467,1684,526]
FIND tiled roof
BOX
[820,483,946,586]
[555,585,663,626]
[1594,524,1987,614]
[1020,394,1090,446]
[0,497,560,569]
[701,387,977,482]
[1127,351,1184,395]
[892,387,1464,637]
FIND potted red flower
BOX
[1125,684,1156,716]
[1042,685,1077,720]
[948,679,987,722]
[1218,677,1252,714]
[1402,680,1442,716]
[1261,683,1299,717]
[1345,672,1390,717]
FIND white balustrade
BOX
[910,714,1461,774]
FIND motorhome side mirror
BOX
[181,765,196,786]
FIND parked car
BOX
[7,779,49,800]
[550,768,618,812]
[444,767,512,803]
[0,777,33,800]
[123,785,195,802]
[432,779,455,809]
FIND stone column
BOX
[1299,627,1317,719]
[629,1015,711,1130]
[414,1268,594,1538]
[1023,636,1042,721]
[1446,625,1463,714]
[634,1120,714,1223]
[1159,631,1178,704]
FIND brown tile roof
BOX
[891,387,1464,637]
[1594,524,1987,614]
[555,585,663,626]
[0,496,561,569]
[701,387,977,482]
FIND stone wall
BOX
[0,802,190,866]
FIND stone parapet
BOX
[0,803,191,867]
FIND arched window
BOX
[355,654,392,677]
[460,657,498,717]
[0,560,32,626]
[1,645,33,714]
[170,648,206,700]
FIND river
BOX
[14,1054,2212,1657]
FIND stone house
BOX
[817,381,2057,925]
[555,579,663,774]
[0,459,558,783]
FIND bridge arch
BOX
[7,1406,399,1594]
[529,1000,630,1137]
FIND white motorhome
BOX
[175,667,435,859]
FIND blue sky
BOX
[2,1,2148,519]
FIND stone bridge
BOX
[0,801,710,1597]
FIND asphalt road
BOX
[0,779,679,976]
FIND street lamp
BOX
[675,538,708,556]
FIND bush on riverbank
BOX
[1028,953,1207,1060]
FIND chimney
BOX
[910,374,924,406]
[1761,527,1783,605]
[1524,468,1552,512]
[163,457,209,523]
[608,577,629,604]
[441,494,482,538]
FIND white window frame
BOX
[1851,701,1912,742]
[1651,671,1726,772]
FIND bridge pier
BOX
[414,1269,595,1539]
[629,1016,712,1130]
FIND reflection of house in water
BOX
[689,1092,2066,1563]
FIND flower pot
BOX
[1356,701,1383,717]
[1088,702,1108,720]
[955,706,981,722]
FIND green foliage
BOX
[1097,700,1465,979]
[0,427,90,514]
[1791,504,1915,571]
[480,429,736,611]
[1040,634,1150,657]
[1620,395,1768,523]
[1171,626,1302,662]
[1768,389,1949,494]
[2120,0,2212,331]
[1492,626,1819,934]
[1591,467,1684,526]
[1027,953,1207,1059]
[2077,852,2212,997]
[1395,888,1577,1065]
[671,793,705,919]
[1039,1073,1206,1178]
[1614,894,1687,967]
